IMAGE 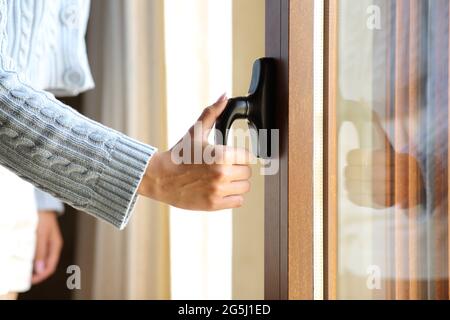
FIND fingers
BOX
[214,145,256,165]
[46,228,63,279]
[347,193,385,209]
[31,228,48,284]
[197,93,228,128]
[190,94,228,140]
[344,149,421,208]
[344,165,391,181]
[205,163,252,182]
[211,195,245,210]
[345,179,388,196]
[31,213,63,285]
[200,165,252,210]
[220,180,251,196]
[32,227,62,285]
[228,165,252,181]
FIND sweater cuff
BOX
[86,135,157,230]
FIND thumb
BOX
[192,94,228,140]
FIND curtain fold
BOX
[74,0,170,300]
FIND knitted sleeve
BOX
[0,64,157,229]
[0,65,157,229]
[0,1,157,230]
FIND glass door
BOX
[326,0,450,299]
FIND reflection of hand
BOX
[345,149,423,209]
[32,211,63,285]
[138,94,253,211]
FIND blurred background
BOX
[20,0,265,300]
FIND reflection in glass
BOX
[335,0,449,299]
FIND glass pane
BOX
[333,0,449,299]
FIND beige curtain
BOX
[74,0,170,300]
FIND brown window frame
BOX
[264,0,315,300]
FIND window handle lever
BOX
[215,58,276,158]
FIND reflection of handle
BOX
[215,58,275,158]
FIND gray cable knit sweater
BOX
[0,0,157,229]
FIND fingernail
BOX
[35,260,45,274]
[217,93,227,103]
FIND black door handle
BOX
[215,58,276,158]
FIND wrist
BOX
[138,151,163,200]
[38,210,58,216]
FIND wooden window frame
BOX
[264,0,315,300]
[266,0,450,301]
[324,0,338,300]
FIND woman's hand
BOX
[31,211,63,285]
[138,95,254,210]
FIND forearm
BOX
[0,67,157,229]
